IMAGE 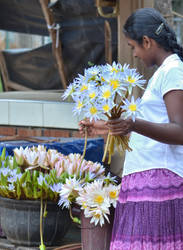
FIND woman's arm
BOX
[108,90,183,145]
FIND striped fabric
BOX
[110,169,183,250]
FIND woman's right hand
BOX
[78,119,109,136]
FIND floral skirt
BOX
[110,168,183,250]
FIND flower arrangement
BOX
[0,145,120,249]
[63,62,145,163]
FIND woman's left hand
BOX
[107,118,134,136]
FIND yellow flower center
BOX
[82,202,87,209]
[94,213,101,219]
[111,67,118,73]
[89,92,96,99]
[129,104,137,111]
[101,77,105,82]
[77,101,83,109]
[90,106,97,115]
[88,75,96,82]
[94,195,104,204]
[128,76,135,84]
[109,191,117,199]
[103,90,111,99]
[103,104,110,112]
[110,80,120,89]
[80,85,88,92]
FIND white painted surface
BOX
[0,99,77,129]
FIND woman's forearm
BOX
[133,118,183,145]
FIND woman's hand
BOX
[78,119,109,136]
[107,118,134,136]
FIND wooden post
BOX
[117,0,154,65]
[39,0,67,89]
[105,20,112,64]
[117,0,154,98]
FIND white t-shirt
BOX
[123,54,183,177]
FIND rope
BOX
[172,10,183,19]
[0,135,60,143]
[47,23,61,48]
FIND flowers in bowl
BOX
[58,168,120,227]
[62,62,145,163]
[0,145,120,249]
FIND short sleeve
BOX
[160,67,183,97]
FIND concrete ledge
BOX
[0,91,79,129]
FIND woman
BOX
[79,8,183,250]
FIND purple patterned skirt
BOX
[110,169,183,250]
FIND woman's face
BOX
[126,37,156,67]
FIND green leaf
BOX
[88,61,94,66]
[1,174,7,186]
[17,182,22,199]
[4,157,9,167]
[17,155,24,166]
[39,244,46,250]
[33,170,39,183]
[33,188,41,199]
[25,171,32,183]
[1,147,6,161]
[13,156,18,168]
[50,169,58,184]
[19,172,27,185]
[47,190,54,201]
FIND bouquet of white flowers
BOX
[63,62,145,163]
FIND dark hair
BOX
[123,8,183,61]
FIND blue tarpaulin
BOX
[0,138,104,163]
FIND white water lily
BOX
[59,176,81,208]
[85,103,102,121]
[86,65,100,74]
[24,150,39,166]
[103,72,124,90]
[62,81,77,100]
[37,150,48,167]
[100,99,115,115]
[122,96,142,122]
[77,180,110,208]
[124,69,146,94]
[104,184,120,208]
[72,97,86,115]
[14,146,24,158]
[101,85,114,100]
[13,146,25,165]
[58,196,71,209]
[88,85,99,101]
[85,206,110,227]
[104,61,123,74]
[47,149,60,168]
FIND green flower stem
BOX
[69,206,81,224]
[43,200,47,217]
[82,127,88,160]
[78,127,88,170]
[104,113,111,119]
[116,101,124,114]
[102,132,111,163]
[39,197,46,250]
